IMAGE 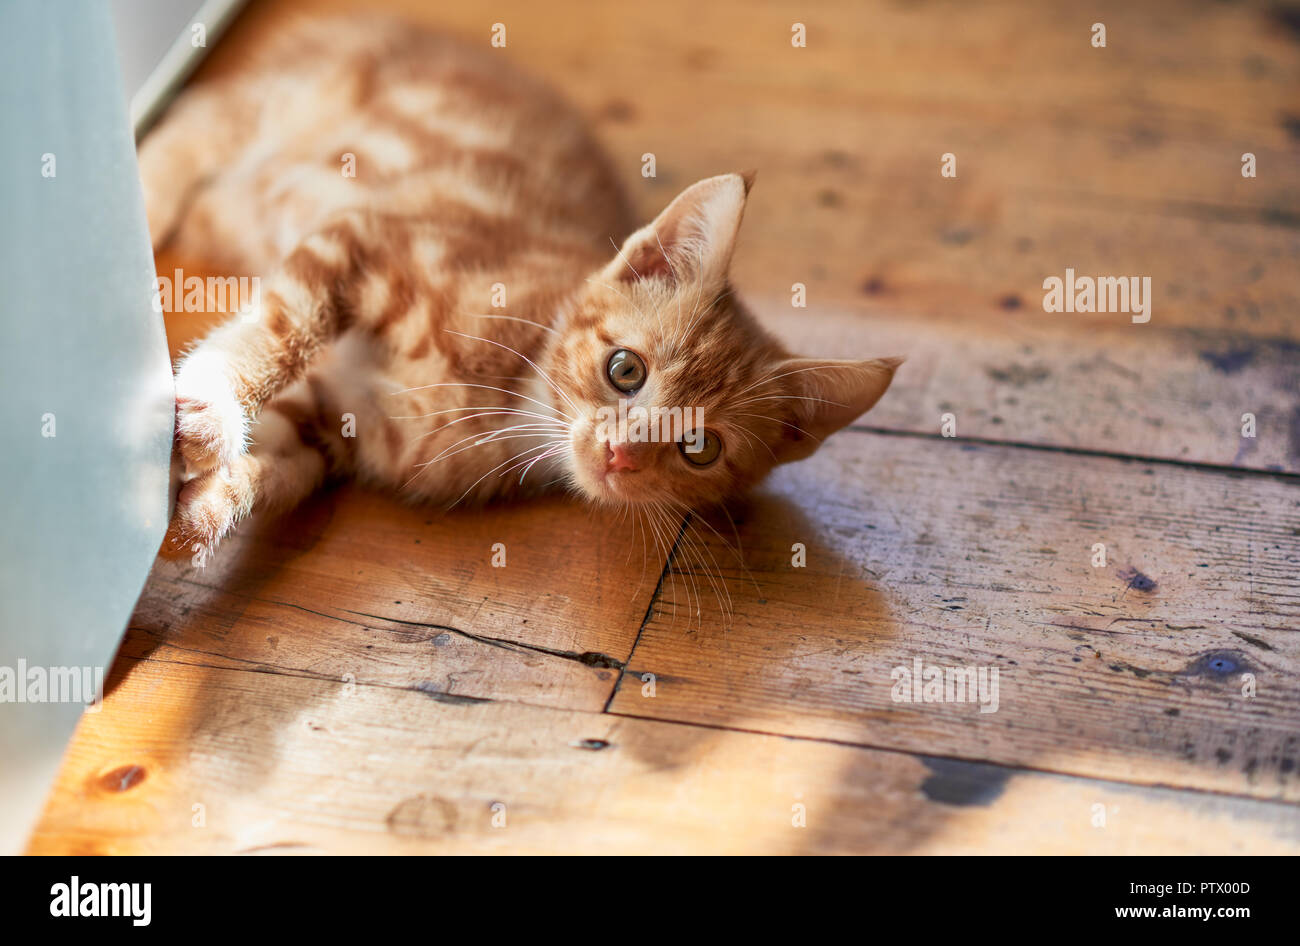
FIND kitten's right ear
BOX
[603,172,754,291]
[771,356,902,464]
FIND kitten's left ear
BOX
[772,357,903,464]
[604,171,755,290]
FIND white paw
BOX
[164,471,235,565]
[174,352,247,472]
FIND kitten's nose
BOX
[606,442,639,473]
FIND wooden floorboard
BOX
[27,0,1300,852]
[608,431,1300,802]
[26,659,1300,855]
[129,488,659,712]
[748,298,1300,473]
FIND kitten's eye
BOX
[680,429,722,467]
[607,349,646,394]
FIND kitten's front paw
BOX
[174,356,247,472]
[162,469,246,566]
[176,395,246,471]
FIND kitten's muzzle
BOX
[606,442,641,473]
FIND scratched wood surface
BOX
[747,299,1300,472]
[27,0,1300,853]
[27,659,1300,855]
[130,488,654,710]
[608,432,1300,801]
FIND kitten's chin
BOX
[571,457,643,506]
[577,471,629,505]
[598,471,641,504]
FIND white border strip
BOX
[130,0,250,140]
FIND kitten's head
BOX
[550,172,899,509]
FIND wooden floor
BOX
[28,0,1300,853]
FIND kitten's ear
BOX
[772,357,902,464]
[604,171,755,290]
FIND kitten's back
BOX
[143,15,635,272]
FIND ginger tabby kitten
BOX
[146,17,900,565]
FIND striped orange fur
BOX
[149,17,900,563]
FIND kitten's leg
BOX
[174,222,362,472]
[165,384,343,560]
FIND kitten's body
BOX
[150,17,898,557]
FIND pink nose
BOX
[606,442,639,473]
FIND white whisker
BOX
[609,235,641,281]
[387,381,572,423]
[445,439,566,509]
[469,312,560,337]
[444,329,582,420]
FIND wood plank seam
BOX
[108,647,1300,814]
[604,707,1300,811]
[333,607,629,670]
[1019,187,1300,229]
[118,649,484,700]
[850,424,1300,482]
[134,596,631,684]
[601,516,689,712]
[167,572,638,669]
